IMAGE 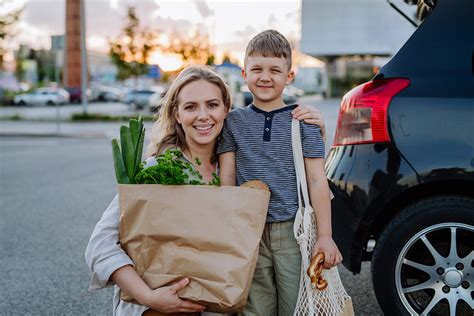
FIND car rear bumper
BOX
[325,143,416,273]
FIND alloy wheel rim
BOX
[395,222,473,315]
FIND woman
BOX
[85,66,327,315]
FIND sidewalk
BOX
[0,120,154,139]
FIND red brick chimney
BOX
[64,0,81,89]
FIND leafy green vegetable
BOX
[208,172,221,186]
[135,149,220,186]
[111,139,130,184]
[111,118,220,186]
[111,118,145,184]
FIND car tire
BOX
[371,196,473,316]
[18,100,26,106]
[46,100,55,106]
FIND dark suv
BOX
[325,0,473,315]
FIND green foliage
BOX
[167,31,214,66]
[0,113,22,120]
[0,6,23,71]
[112,139,130,184]
[71,113,155,121]
[111,117,145,184]
[135,149,220,186]
[111,119,220,186]
[208,172,221,187]
[108,7,160,81]
[329,74,374,97]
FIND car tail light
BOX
[333,78,410,146]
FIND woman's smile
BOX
[194,124,214,133]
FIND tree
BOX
[222,54,239,65]
[109,7,159,81]
[0,6,23,71]
[167,31,214,66]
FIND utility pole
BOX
[80,0,88,113]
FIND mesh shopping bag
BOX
[291,119,353,316]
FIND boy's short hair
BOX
[245,29,292,70]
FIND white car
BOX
[148,91,165,112]
[14,88,70,106]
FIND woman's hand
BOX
[291,104,326,142]
[143,278,206,313]
[312,236,342,269]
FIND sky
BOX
[2,0,303,70]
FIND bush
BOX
[0,90,19,106]
[70,112,155,122]
[330,75,374,97]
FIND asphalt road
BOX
[0,98,383,315]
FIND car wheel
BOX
[372,196,473,316]
[18,100,26,106]
[46,100,55,106]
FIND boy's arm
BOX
[304,157,342,268]
[219,151,236,186]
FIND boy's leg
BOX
[239,224,277,316]
[273,221,302,316]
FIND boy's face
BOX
[243,55,294,106]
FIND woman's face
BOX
[175,79,227,148]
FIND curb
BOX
[0,131,109,139]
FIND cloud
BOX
[193,0,213,19]
[267,14,277,28]
[233,25,258,40]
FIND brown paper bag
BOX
[118,184,270,313]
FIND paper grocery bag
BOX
[118,184,270,313]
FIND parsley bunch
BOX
[135,149,220,186]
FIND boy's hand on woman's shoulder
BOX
[312,236,342,269]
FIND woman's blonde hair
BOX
[146,66,232,160]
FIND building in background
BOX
[214,61,245,107]
[51,35,65,84]
[51,35,117,84]
[14,44,55,87]
[88,51,118,83]
[301,0,416,96]
[292,52,328,96]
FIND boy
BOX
[217,30,342,315]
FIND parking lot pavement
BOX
[0,120,154,139]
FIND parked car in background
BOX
[92,85,123,102]
[148,88,166,112]
[122,89,156,110]
[285,85,305,98]
[325,1,473,315]
[65,87,92,103]
[14,87,69,106]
